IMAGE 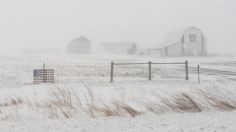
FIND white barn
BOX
[66,36,91,54]
[154,27,207,56]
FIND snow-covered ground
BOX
[0,54,236,132]
[1,111,236,132]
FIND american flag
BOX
[33,69,54,83]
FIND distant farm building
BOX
[148,27,207,56]
[66,36,91,54]
[100,42,137,55]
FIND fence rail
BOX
[181,65,236,84]
[110,61,189,82]
[114,63,148,65]
[188,67,236,76]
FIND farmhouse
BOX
[100,42,137,55]
[66,36,91,54]
[149,27,207,56]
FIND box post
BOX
[110,62,114,83]
[198,65,200,84]
[148,61,152,80]
[185,61,189,80]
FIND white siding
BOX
[183,28,206,55]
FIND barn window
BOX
[189,34,197,42]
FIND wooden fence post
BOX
[198,65,200,84]
[185,61,189,80]
[148,61,152,80]
[110,62,114,83]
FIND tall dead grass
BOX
[160,93,202,113]
[45,88,78,119]
[0,97,24,107]
[87,101,142,118]
[0,86,236,119]
[198,90,236,111]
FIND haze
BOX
[0,0,235,55]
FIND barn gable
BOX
[156,27,207,56]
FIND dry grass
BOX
[143,90,236,114]
[45,88,77,119]
[49,88,73,108]
[86,101,141,118]
[198,90,236,111]
[0,86,236,119]
[160,93,202,113]
[0,97,24,107]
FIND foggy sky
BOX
[0,0,235,54]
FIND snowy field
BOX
[0,54,236,132]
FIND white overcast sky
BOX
[0,0,235,54]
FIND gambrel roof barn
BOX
[149,27,207,56]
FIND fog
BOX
[0,0,235,55]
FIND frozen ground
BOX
[0,54,236,132]
[1,111,236,132]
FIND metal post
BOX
[198,65,200,84]
[110,62,114,83]
[185,61,189,80]
[148,61,152,80]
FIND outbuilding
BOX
[66,36,91,54]
[151,27,207,56]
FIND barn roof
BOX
[157,26,202,49]
[67,36,91,49]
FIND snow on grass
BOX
[0,55,236,131]
[0,78,235,120]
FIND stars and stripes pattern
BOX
[33,69,54,83]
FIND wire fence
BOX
[170,65,236,83]
[110,61,189,82]
[110,61,236,83]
